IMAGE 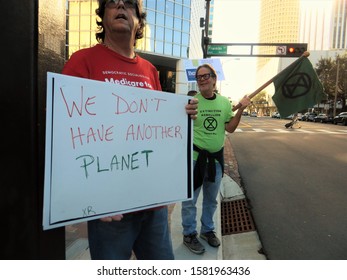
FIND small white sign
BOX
[276,46,287,55]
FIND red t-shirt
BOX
[62,44,162,91]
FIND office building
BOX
[331,0,347,49]
[254,0,301,112]
[299,0,333,51]
[258,0,300,70]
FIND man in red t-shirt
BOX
[62,0,198,260]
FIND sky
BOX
[212,0,261,102]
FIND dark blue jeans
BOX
[88,207,174,260]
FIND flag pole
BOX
[232,51,310,111]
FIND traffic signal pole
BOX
[202,0,211,58]
[205,43,308,57]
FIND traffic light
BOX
[285,43,307,57]
[200,17,205,28]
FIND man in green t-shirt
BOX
[181,63,250,254]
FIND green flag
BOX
[272,56,326,118]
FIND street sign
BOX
[207,45,227,55]
[276,46,287,55]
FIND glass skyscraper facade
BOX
[65,0,99,58]
[140,0,191,58]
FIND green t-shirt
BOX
[193,93,234,160]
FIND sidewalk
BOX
[66,135,266,260]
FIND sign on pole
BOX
[276,46,287,55]
[43,73,193,230]
[207,45,228,55]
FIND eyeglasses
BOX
[196,73,214,81]
[105,0,137,9]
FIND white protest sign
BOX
[43,73,193,230]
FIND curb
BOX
[222,134,266,260]
[220,174,266,260]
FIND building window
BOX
[65,0,98,59]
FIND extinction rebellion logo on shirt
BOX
[201,109,221,132]
[203,117,218,131]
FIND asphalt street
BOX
[228,117,347,259]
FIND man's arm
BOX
[225,95,251,133]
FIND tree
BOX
[250,91,269,115]
[315,53,347,113]
[315,57,335,98]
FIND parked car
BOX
[333,112,347,125]
[250,112,258,117]
[314,113,332,123]
[306,112,317,122]
[242,111,249,116]
[301,112,310,121]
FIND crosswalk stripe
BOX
[253,128,266,132]
[273,129,290,133]
[297,129,314,133]
[317,129,339,134]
